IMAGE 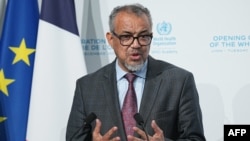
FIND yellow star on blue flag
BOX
[9,38,35,66]
[0,69,15,96]
[0,0,39,140]
[0,117,7,123]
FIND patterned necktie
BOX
[122,73,137,137]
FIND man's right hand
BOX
[92,119,121,141]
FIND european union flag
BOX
[0,0,39,140]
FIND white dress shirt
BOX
[116,59,147,111]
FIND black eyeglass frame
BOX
[111,31,153,46]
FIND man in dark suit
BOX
[66,3,206,141]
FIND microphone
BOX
[134,113,150,141]
[84,112,97,125]
[70,112,97,141]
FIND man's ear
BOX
[106,32,114,48]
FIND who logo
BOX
[156,21,172,35]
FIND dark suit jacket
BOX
[66,56,206,141]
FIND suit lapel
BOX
[139,76,162,125]
[102,62,127,140]
[139,56,163,124]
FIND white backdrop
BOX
[1,0,249,140]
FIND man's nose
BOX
[130,37,141,48]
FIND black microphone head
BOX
[134,113,144,126]
[84,112,97,125]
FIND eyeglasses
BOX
[111,31,153,46]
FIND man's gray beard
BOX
[125,62,144,72]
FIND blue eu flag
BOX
[0,0,39,140]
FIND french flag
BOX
[27,0,86,140]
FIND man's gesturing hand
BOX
[92,119,121,141]
[128,120,165,141]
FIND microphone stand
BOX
[134,113,150,141]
